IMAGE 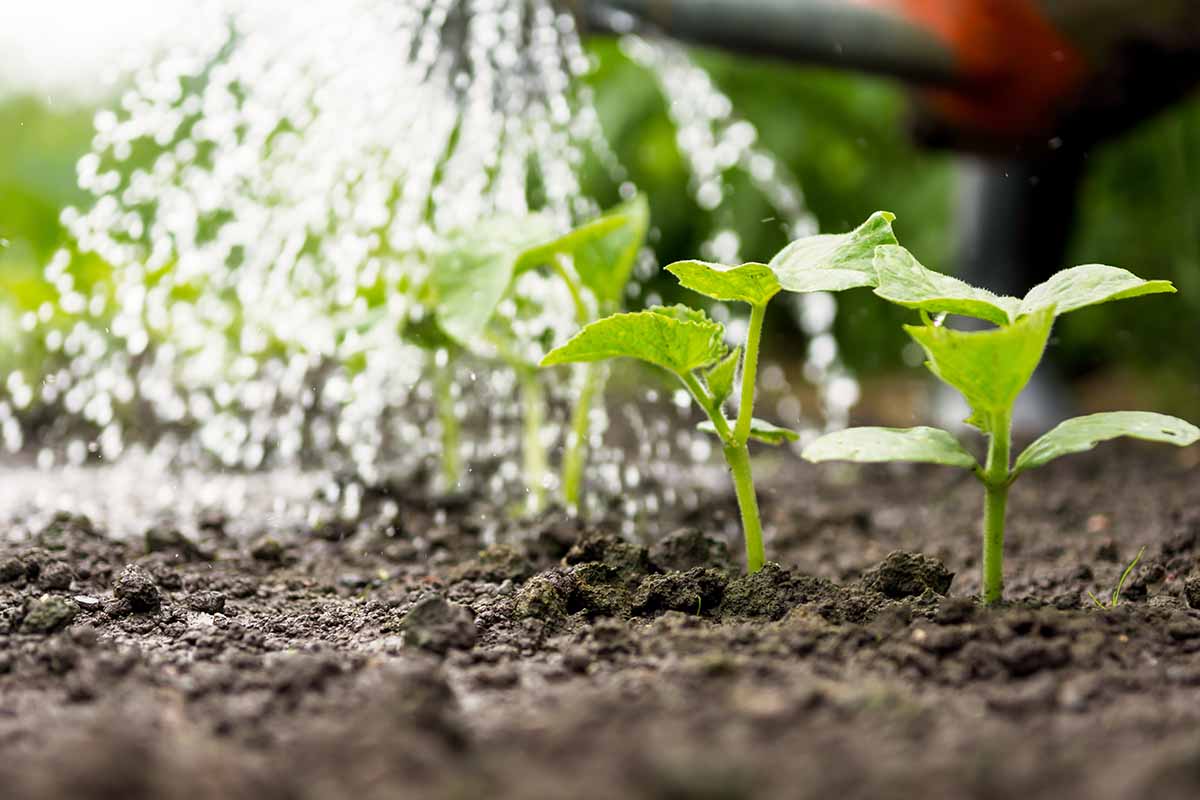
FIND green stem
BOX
[680,372,731,440]
[680,370,764,573]
[434,357,462,492]
[551,254,600,514]
[981,411,1012,605]
[562,361,602,513]
[724,443,766,573]
[551,255,592,324]
[734,302,767,446]
[519,368,548,515]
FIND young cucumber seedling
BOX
[541,213,899,572]
[418,196,648,511]
[803,245,1200,604]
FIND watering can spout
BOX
[572,0,961,87]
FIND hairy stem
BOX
[562,361,602,513]
[734,302,767,446]
[724,443,766,573]
[434,355,461,492]
[680,372,731,440]
[981,411,1012,605]
[518,368,548,515]
[681,370,764,574]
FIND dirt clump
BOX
[398,594,479,653]
[111,564,161,613]
[860,551,954,599]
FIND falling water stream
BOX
[0,0,858,534]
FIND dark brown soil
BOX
[3,443,1200,800]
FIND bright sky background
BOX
[0,0,218,102]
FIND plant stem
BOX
[551,255,600,514]
[733,302,767,446]
[680,372,731,439]
[724,443,766,573]
[561,361,602,513]
[552,254,591,324]
[559,362,600,513]
[518,368,548,515]
[434,358,462,492]
[680,371,764,574]
[981,411,1012,605]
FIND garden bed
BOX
[2,442,1200,799]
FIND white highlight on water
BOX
[2,0,854,521]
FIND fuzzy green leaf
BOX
[874,245,1019,325]
[802,426,978,468]
[1018,264,1176,318]
[666,260,781,305]
[433,216,558,345]
[539,305,726,375]
[905,307,1054,432]
[768,211,897,293]
[698,417,799,445]
[768,209,902,293]
[704,346,741,406]
[1014,412,1200,475]
[521,195,649,306]
[875,254,1176,326]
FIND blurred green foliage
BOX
[1,38,1198,410]
[0,97,93,301]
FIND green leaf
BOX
[403,311,460,352]
[768,211,897,293]
[698,417,799,445]
[520,195,649,306]
[1018,264,1176,318]
[539,304,726,375]
[704,346,741,406]
[905,306,1054,432]
[1014,412,1200,475]
[801,426,978,468]
[432,215,558,345]
[874,255,1176,327]
[874,245,1019,325]
[666,260,781,305]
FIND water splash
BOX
[11,0,601,475]
[2,1,850,521]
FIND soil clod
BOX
[144,525,211,561]
[650,527,731,572]
[37,561,75,591]
[111,564,161,612]
[1183,575,1200,610]
[250,535,288,563]
[860,551,954,599]
[186,591,226,614]
[632,567,727,616]
[21,595,79,633]
[399,595,478,654]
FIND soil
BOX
[3,442,1200,800]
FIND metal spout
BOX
[571,0,961,87]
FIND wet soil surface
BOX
[3,443,1200,799]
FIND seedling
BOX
[419,196,649,511]
[803,246,1200,604]
[541,213,899,572]
[1088,545,1146,609]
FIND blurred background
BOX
[2,1,1198,421]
